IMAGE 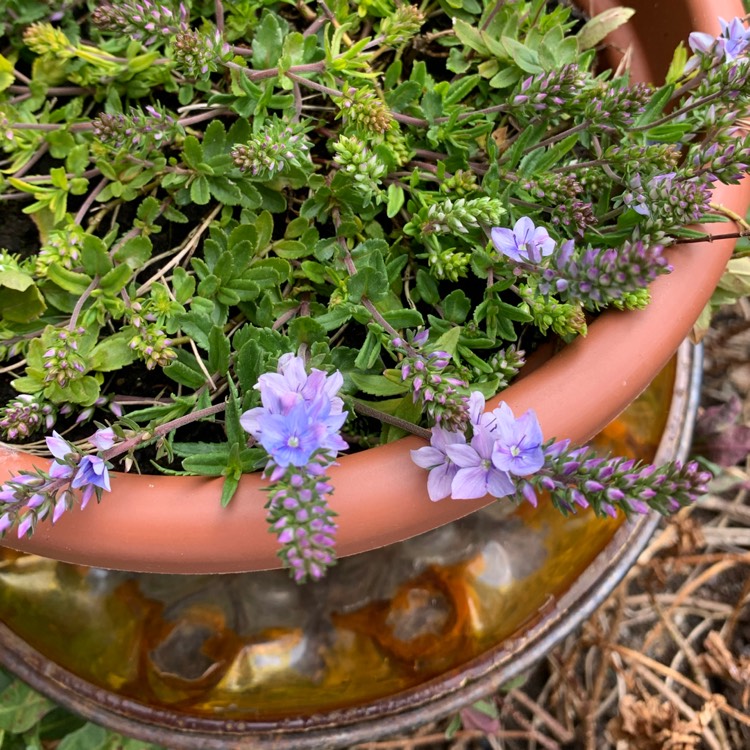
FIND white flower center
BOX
[287,436,300,448]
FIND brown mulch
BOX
[355,300,750,749]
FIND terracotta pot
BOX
[2,0,748,573]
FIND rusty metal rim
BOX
[0,342,701,749]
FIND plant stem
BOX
[102,403,227,463]
[672,230,750,245]
[69,276,100,330]
[352,399,431,440]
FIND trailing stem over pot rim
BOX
[0,0,748,577]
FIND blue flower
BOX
[71,455,111,509]
[445,426,515,500]
[256,400,329,468]
[719,16,750,60]
[491,402,545,476]
[491,216,556,264]
[241,354,348,464]
[411,426,466,502]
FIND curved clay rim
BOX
[1,0,748,573]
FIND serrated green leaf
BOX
[113,236,153,269]
[207,325,231,376]
[273,239,308,259]
[254,210,274,252]
[173,266,196,303]
[440,289,469,324]
[181,135,204,169]
[81,234,113,277]
[46,263,92,295]
[45,375,100,406]
[89,334,137,372]
[190,175,211,205]
[98,263,132,295]
[252,12,284,69]
[288,316,327,345]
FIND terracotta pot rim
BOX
[1,0,748,573]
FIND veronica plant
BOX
[0,0,747,581]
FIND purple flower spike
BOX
[491,216,556,264]
[491,402,545,477]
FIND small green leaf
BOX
[350,372,409,397]
[98,264,132,295]
[181,135,204,169]
[45,376,100,406]
[190,175,211,205]
[164,359,207,389]
[381,308,424,328]
[252,12,284,69]
[415,268,440,306]
[81,234,113,276]
[354,329,382,370]
[0,54,14,92]
[46,263,92,295]
[207,325,231,376]
[220,473,241,507]
[173,266,196,303]
[114,236,153,269]
[442,289,471,323]
[577,7,635,51]
[89,334,137,372]
[454,19,489,55]
[182,449,230,475]
[0,284,46,323]
[288,316,328,345]
[500,37,542,74]
[386,184,405,218]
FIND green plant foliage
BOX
[0,0,747,496]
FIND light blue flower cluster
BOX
[240,354,348,582]
[0,428,114,538]
[411,392,544,502]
